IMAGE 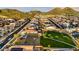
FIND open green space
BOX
[40,30,76,48]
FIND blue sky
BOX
[0,7,78,12]
[0,7,53,12]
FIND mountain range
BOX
[0,7,79,19]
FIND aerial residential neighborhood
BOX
[0,7,79,51]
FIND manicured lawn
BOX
[40,31,76,48]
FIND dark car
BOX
[72,31,79,38]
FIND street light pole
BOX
[33,38,36,51]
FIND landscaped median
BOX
[40,30,76,48]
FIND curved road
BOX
[48,18,78,48]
